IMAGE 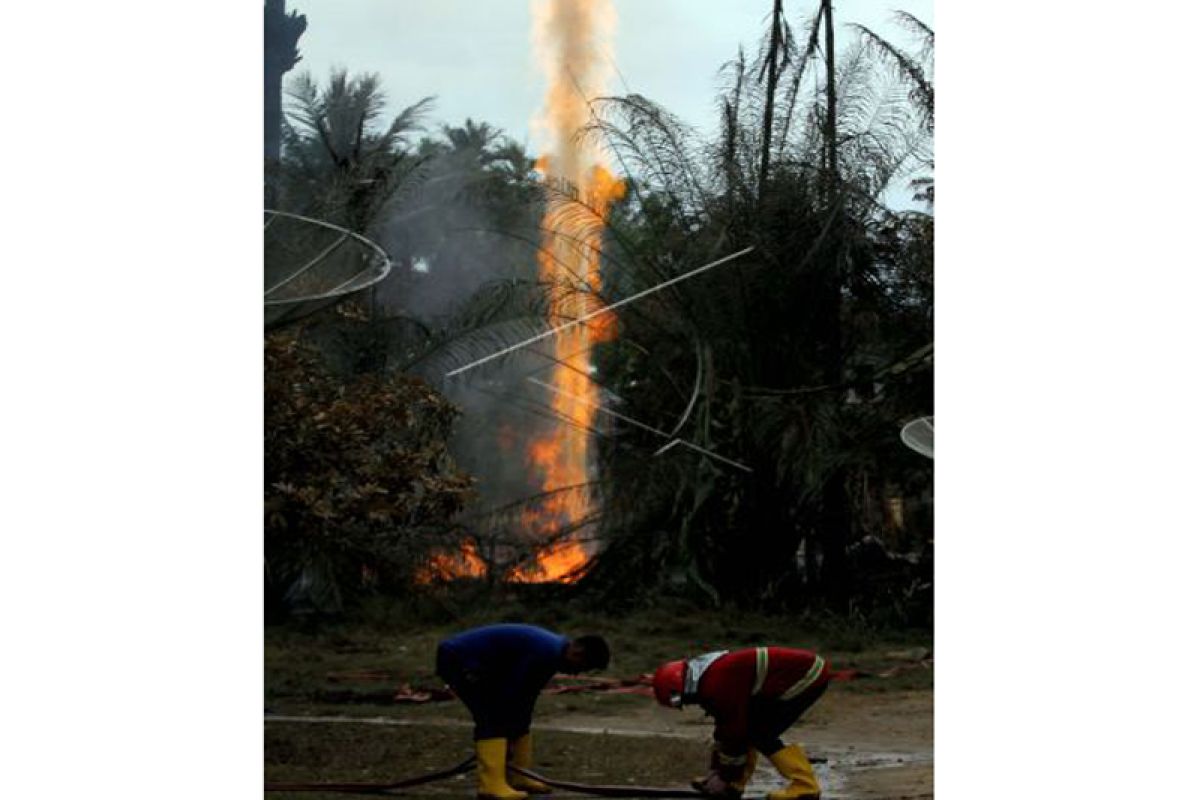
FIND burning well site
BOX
[265,1,933,797]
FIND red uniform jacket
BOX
[693,647,829,753]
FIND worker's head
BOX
[652,659,687,709]
[562,634,611,673]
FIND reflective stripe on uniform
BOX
[780,654,826,701]
[751,647,769,696]
[716,751,748,766]
[684,651,729,702]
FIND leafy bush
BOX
[265,332,474,618]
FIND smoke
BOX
[373,144,537,320]
[530,0,618,177]
[365,131,570,546]
[358,1,624,580]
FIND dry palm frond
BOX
[583,95,712,220]
[849,21,934,133]
[893,11,934,59]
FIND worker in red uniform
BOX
[652,647,830,799]
[437,623,611,800]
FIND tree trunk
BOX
[264,1,306,203]
[757,0,785,199]
[818,0,851,611]
[822,0,837,187]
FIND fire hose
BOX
[264,757,706,797]
[513,766,706,798]
[264,755,477,794]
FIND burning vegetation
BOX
[265,0,934,620]
[517,0,625,584]
[424,0,625,586]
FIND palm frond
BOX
[375,95,438,155]
[405,313,555,381]
[893,11,934,58]
[849,23,934,132]
[583,95,711,220]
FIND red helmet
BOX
[652,660,686,708]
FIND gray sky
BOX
[286,0,932,206]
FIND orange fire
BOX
[427,3,623,585]
[519,0,625,583]
[415,540,488,584]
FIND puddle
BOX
[741,746,931,799]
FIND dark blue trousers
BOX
[436,643,536,740]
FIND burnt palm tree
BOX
[553,3,936,611]
[264,0,307,164]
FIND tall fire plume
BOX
[518,0,625,582]
[419,1,624,586]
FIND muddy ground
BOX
[265,611,932,799]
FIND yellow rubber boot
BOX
[475,738,529,800]
[731,749,759,794]
[507,733,552,794]
[766,744,821,800]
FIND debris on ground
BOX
[320,654,934,705]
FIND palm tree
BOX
[278,68,436,231]
[555,3,935,611]
[264,0,307,164]
[851,11,934,206]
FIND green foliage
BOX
[277,68,435,230]
[261,8,936,627]
[569,7,935,617]
[264,332,474,617]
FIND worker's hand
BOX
[691,771,740,798]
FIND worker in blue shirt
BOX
[436,623,610,799]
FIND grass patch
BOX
[266,604,932,714]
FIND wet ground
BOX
[265,616,932,798]
[265,688,931,799]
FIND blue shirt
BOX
[440,623,570,689]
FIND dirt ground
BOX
[265,614,932,799]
